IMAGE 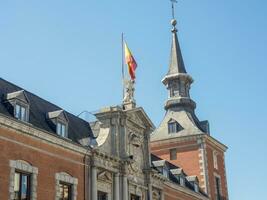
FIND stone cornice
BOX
[150,133,227,152]
[0,114,91,155]
[203,134,228,152]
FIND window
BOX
[55,172,78,200]
[97,191,107,200]
[130,194,140,200]
[213,151,218,169]
[170,148,177,160]
[162,167,169,178]
[59,182,72,200]
[180,176,185,186]
[215,176,222,200]
[14,171,31,200]
[57,122,67,137]
[194,183,199,193]
[15,104,27,122]
[168,121,182,134]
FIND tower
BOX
[150,10,229,200]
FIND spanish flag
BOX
[124,42,137,80]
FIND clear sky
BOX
[1,0,267,199]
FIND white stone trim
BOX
[9,160,38,200]
[214,173,222,200]
[55,172,78,200]
[198,140,209,195]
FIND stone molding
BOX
[9,160,38,200]
[55,172,78,200]
[0,114,90,155]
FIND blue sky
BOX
[1,0,267,199]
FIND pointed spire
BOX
[167,19,187,76]
[162,12,196,112]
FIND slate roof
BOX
[0,78,93,143]
[151,153,207,196]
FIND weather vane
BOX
[170,0,178,19]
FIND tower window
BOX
[57,122,67,137]
[215,176,222,200]
[170,148,177,160]
[168,121,183,134]
[15,104,28,122]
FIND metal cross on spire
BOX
[170,0,178,19]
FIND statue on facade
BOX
[123,79,136,104]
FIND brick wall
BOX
[206,142,228,200]
[0,126,85,200]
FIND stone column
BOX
[122,175,128,200]
[91,166,97,200]
[160,191,164,200]
[114,173,120,200]
[148,183,152,200]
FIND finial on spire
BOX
[171,0,177,19]
[170,0,178,30]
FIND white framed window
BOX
[213,151,218,169]
[55,172,78,200]
[57,122,67,137]
[9,160,38,200]
[15,104,28,122]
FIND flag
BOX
[124,42,137,80]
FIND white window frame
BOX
[9,160,38,200]
[55,172,78,200]
[15,103,29,122]
[56,121,67,137]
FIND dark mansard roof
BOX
[151,154,207,196]
[0,78,93,143]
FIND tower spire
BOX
[162,1,195,111]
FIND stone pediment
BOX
[97,170,112,181]
[6,90,29,104]
[126,107,155,131]
[47,110,69,122]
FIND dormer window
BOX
[194,183,199,193]
[57,121,67,137]
[4,90,30,123]
[152,160,169,178]
[162,167,169,178]
[47,110,69,138]
[168,119,183,134]
[15,104,27,122]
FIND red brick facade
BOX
[0,126,86,200]
[151,135,228,200]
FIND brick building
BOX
[150,18,229,200]
[0,10,228,200]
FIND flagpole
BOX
[122,33,125,102]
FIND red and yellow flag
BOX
[124,42,137,80]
